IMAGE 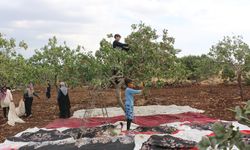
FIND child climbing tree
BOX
[95,22,180,112]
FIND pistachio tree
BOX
[0,33,28,87]
[180,55,219,82]
[209,35,250,100]
[95,22,179,111]
[30,36,83,87]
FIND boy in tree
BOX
[124,78,143,130]
[113,34,129,51]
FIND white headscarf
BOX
[60,82,68,96]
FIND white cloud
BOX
[1,0,250,57]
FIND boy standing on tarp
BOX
[124,78,143,130]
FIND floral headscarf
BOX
[0,86,7,101]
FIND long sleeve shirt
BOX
[125,87,141,106]
[1,89,13,108]
[113,40,129,51]
[24,88,39,99]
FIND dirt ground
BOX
[0,84,250,142]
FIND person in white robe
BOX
[1,85,25,126]
[0,85,12,118]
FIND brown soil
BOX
[0,84,249,142]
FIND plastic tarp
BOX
[7,101,25,126]
[15,100,26,117]
[46,112,216,129]
[1,105,250,150]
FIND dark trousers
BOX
[46,92,51,99]
[3,107,9,118]
[127,119,132,130]
[25,97,33,116]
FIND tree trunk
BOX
[114,79,125,112]
[237,71,244,101]
[142,81,148,100]
[54,74,58,88]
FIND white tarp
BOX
[73,105,204,118]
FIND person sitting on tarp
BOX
[0,84,13,119]
[113,34,129,51]
[23,82,40,118]
[57,82,71,118]
[124,78,143,130]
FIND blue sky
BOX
[1,0,250,57]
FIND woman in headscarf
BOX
[57,82,71,118]
[23,82,40,117]
[0,85,13,118]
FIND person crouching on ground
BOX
[124,78,143,130]
[57,82,71,118]
[0,85,13,119]
[23,82,40,118]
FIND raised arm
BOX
[113,41,129,51]
[127,88,142,95]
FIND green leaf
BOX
[197,136,211,150]
[212,122,226,138]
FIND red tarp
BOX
[45,112,217,129]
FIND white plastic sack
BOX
[15,100,26,117]
[8,102,25,126]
